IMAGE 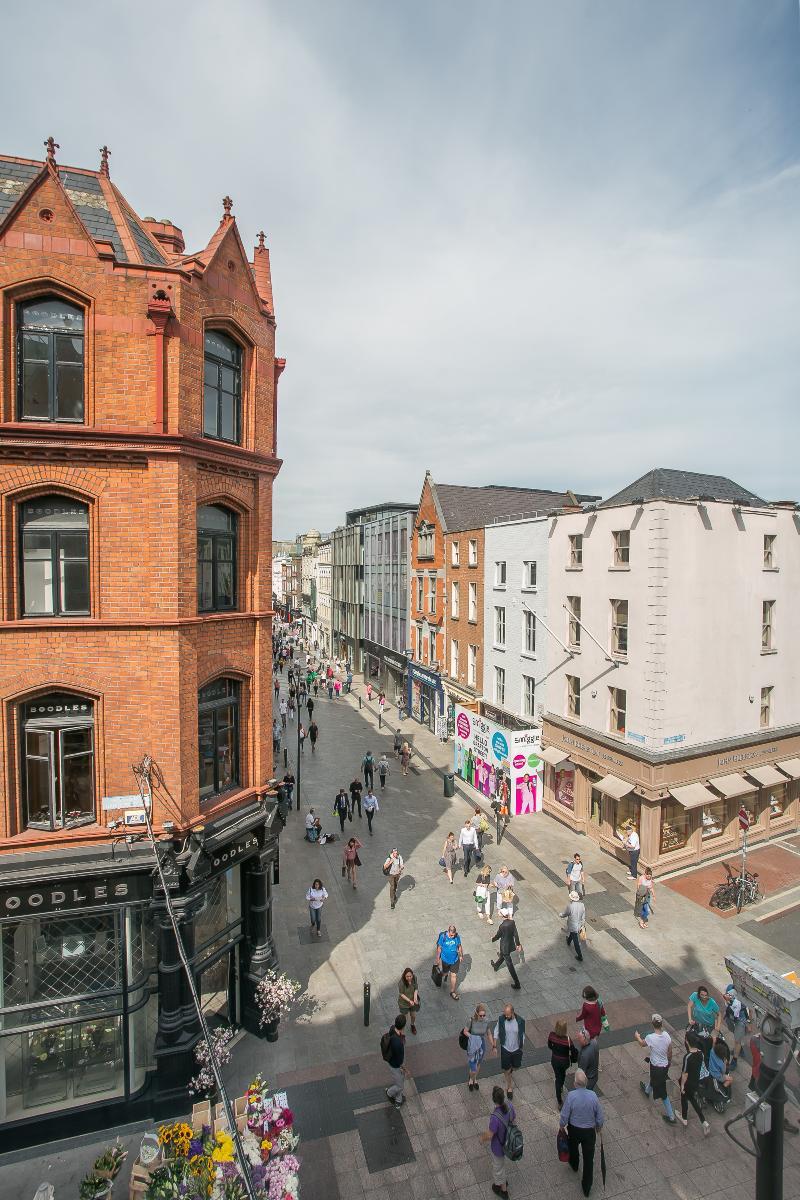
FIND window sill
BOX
[565,566,583,572]
[567,645,581,654]
[763,567,779,573]
[611,653,628,663]
[761,648,778,655]
[609,565,630,572]
[521,587,537,594]
[493,584,507,591]
[520,651,537,662]
[468,562,478,569]
[493,644,506,653]
[468,618,478,626]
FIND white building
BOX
[315,539,332,656]
[540,467,800,873]
[272,554,288,605]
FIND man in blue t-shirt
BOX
[436,925,463,1000]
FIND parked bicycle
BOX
[709,861,763,913]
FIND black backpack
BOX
[497,1109,524,1161]
[380,1029,394,1062]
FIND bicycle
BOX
[709,862,763,913]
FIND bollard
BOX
[358,695,362,710]
[283,748,288,768]
[363,981,371,1026]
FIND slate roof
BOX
[433,483,574,532]
[0,159,40,222]
[58,168,129,261]
[599,468,768,509]
[121,202,168,266]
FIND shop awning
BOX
[594,773,634,800]
[777,758,800,780]
[539,745,570,766]
[708,772,753,799]
[669,782,718,810]
[746,764,787,788]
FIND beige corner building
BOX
[541,468,800,875]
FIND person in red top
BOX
[576,985,606,1039]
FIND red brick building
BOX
[0,141,284,1141]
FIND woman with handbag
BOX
[440,832,458,884]
[464,1002,495,1092]
[634,866,655,930]
[474,864,494,924]
[398,967,420,1036]
[343,836,363,889]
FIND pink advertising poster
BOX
[454,706,542,817]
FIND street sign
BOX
[103,795,149,810]
[738,806,750,831]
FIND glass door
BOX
[197,948,238,1028]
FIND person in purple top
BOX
[480,1084,514,1197]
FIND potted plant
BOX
[79,1175,112,1200]
[187,1025,235,1103]
[254,970,300,1041]
[93,1139,127,1180]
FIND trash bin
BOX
[443,771,455,798]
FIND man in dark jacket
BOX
[386,1013,408,1106]
[490,915,523,988]
[349,776,363,819]
[333,788,349,832]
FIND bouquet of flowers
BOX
[246,1071,270,1131]
[188,1025,235,1096]
[254,971,301,1028]
[157,1121,192,1159]
[93,1138,128,1178]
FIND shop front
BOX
[0,797,280,1150]
[407,663,444,734]
[453,705,542,817]
[540,716,800,875]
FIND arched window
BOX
[20,496,90,616]
[203,330,241,444]
[197,505,237,612]
[21,693,95,829]
[198,679,241,800]
[17,297,85,422]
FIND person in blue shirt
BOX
[686,983,721,1063]
[560,1070,604,1197]
[436,924,463,1000]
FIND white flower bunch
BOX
[255,970,301,1026]
[187,1024,235,1096]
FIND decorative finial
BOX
[222,195,233,218]
[257,230,266,250]
[44,136,60,166]
[99,145,111,177]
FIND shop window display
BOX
[767,784,787,821]
[660,800,691,854]
[701,799,727,841]
[555,767,575,811]
[590,788,602,827]
[614,795,638,839]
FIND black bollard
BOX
[283,748,288,768]
[363,981,370,1026]
[358,695,362,710]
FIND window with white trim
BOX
[569,534,583,567]
[611,598,628,656]
[522,675,535,718]
[494,606,506,646]
[523,560,537,588]
[762,600,775,651]
[566,675,581,719]
[609,686,626,737]
[567,596,581,649]
[468,538,478,566]
[451,580,459,618]
[612,530,630,566]
[429,575,436,614]
[495,666,506,706]
[468,581,477,622]
[451,540,460,567]
[416,576,424,611]
[495,561,506,586]
[763,534,776,569]
[523,609,536,654]
[468,644,477,687]
[760,685,772,729]
[451,639,459,677]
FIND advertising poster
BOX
[453,706,542,816]
[555,767,575,811]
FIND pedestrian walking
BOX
[565,852,586,898]
[471,805,488,851]
[398,967,420,1036]
[309,720,319,754]
[723,983,751,1071]
[313,679,319,698]
[282,771,295,807]
[440,832,457,884]
[306,878,328,938]
[459,817,479,877]
[378,753,390,790]
[494,1003,525,1099]
[634,867,655,929]
[275,782,290,829]
[383,1013,409,1106]
[333,787,349,833]
[378,691,386,727]
[306,697,314,722]
[348,776,363,819]
[273,678,280,701]
[287,695,296,722]
[362,750,375,789]
[464,1002,495,1091]
[279,697,288,729]
[327,679,334,700]
[635,1014,676,1124]
[678,1030,710,1135]
[366,682,373,702]
[400,740,411,776]
[393,728,403,758]
[560,1069,604,1197]
[560,891,586,962]
[346,670,353,693]
[383,848,404,909]
[474,864,494,923]
[363,788,379,834]
[334,678,342,698]
[479,1085,515,1198]
[436,924,463,1000]
[548,1018,577,1108]
[490,913,522,989]
[272,719,281,764]
[576,987,606,1039]
[343,836,363,888]
[576,1028,600,1091]
[622,823,640,879]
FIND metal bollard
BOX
[363,981,370,1026]
[358,695,362,710]
[283,748,288,768]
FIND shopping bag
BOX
[431,962,443,987]
[557,1129,569,1162]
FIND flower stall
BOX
[129,1075,300,1200]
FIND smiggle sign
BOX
[452,706,543,816]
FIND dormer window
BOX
[17,297,85,422]
[203,330,241,444]
[417,523,434,560]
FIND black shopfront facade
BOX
[0,798,280,1150]
[362,639,407,705]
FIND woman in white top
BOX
[306,878,328,937]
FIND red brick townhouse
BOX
[0,140,285,1143]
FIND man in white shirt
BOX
[635,1013,676,1124]
[623,826,640,879]
[458,818,479,877]
[565,852,585,897]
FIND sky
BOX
[2,1,798,537]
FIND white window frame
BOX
[763,534,776,569]
[522,674,535,718]
[569,534,583,568]
[611,598,628,656]
[428,630,436,662]
[566,674,581,719]
[468,581,477,623]
[468,538,478,567]
[451,540,460,567]
[429,575,436,615]
[609,686,626,737]
[451,639,459,678]
[760,685,772,729]
[762,600,775,651]
[495,561,507,587]
[468,644,477,687]
[567,595,581,649]
[450,580,459,618]
[416,576,423,611]
[613,530,630,566]
[494,605,506,647]
[523,609,536,655]
[523,560,537,589]
[495,666,506,706]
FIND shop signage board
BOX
[0,871,152,916]
[102,794,148,810]
[453,705,542,816]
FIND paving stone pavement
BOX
[4,662,800,1198]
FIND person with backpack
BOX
[494,1003,525,1099]
[333,787,349,833]
[362,750,375,789]
[378,753,391,790]
[393,728,403,758]
[381,1013,408,1106]
[479,1084,518,1197]
[560,1069,604,1196]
